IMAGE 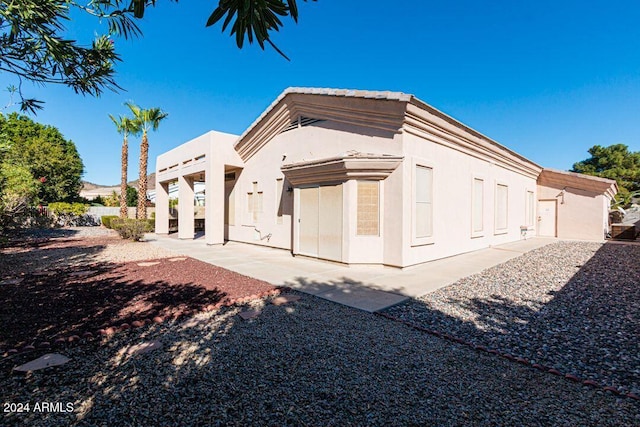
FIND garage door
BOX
[298,184,343,261]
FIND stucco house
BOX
[155,88,617,268]
[537,168,617,241]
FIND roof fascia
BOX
[234,92,406,162]
[404,99,542,179]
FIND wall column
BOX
[155,181,170,234]
[205,161,225,245]
[178,175,195,239]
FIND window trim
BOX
[471,175,485,238]
[276,178,284,225]
[411,158,435,246]
[247,181,260,223]
[525,189,535,227]
[356,180,380,236]
[494,181,509,235]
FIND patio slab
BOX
[147,234,555,312]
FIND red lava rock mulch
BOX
[1,252,276,351]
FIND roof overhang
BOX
[281,154,403,186]
[403,99,542,179]
[234,87,542,179]
[538,168,618,198]
[234,88,409,161]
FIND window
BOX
[357,181,379,236]
[276,178,284,224]
[415,165,433,239]
[247,182,262,223]
[526,190,535,226]
[495,183,508,232]
[255,192,263,222]
[472,178,484,234]
[225,172,236,226]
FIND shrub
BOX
[146,218,155,232]
[101,215,118,229]
[48,202,88,216]
[111,218,152,241]
[47,202,96,227]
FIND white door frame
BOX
[294,183,343,262]
[537,199,557,237]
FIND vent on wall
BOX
[281,116,325,133]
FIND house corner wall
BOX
[397,130,538,268]
[537,184,607,241]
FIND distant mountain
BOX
[81,172,156,191]
[127,172,156,191]
[81,181,105,190]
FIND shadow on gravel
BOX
[0,260,228,349]
[3,293,639,427]
[383,242,640,394]
[0,228,80,247]
[0,232,273,349]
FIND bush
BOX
[146,218,155,232]
[48,202,88,216]
[47,202,97,227]
[101,215,118,229]
[111,218,152,241]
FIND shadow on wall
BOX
[382,241,640,394]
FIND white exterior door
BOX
[298,185,343,261]
[537,200,557,237]
[299,187,320,256]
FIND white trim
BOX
[411,158,435,246]
[525,188,535,228]
[494,181,509,235]
[356,180,380,236]
[471,175,485,238]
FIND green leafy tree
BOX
[0,162,39,229]
[126,102,167,219]
[1,0,312,111]
[206,0,314,60]
[572,144,640,207]
[0,113,84,203]
[126,185,138,207]
[109,113,140,218]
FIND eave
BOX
[234,88,408,162]
[281,154,404,186]
[538,168,619,198]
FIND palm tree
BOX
[126,102,168,219]
[109,113,140,218]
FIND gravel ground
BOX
[0,227,179,267]
[0,228,275,349]
[385,241,640,397]
[1,293,638,426]
[2,231,638,425]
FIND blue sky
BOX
[3,1,640,184]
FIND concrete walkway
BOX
[146,234,555,312]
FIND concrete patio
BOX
[146,234,555,312]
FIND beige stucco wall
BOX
[228,116,539,267]
[226,120,404,262]
[155,131,242,244]
[156,91,545,267]
[537,184,609,241]
[397,131,538,267]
